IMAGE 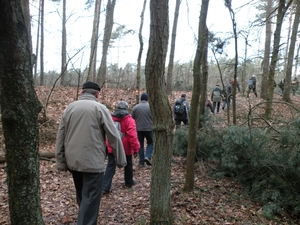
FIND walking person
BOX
[173,93,190,129]
[211,84,223,114]
[132,93,153,167]
[55,81,127,225]
[222,80,232,110]
[102,100,140,194]
[247,75,258,97]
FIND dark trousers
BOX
[102,153,134,191]
[212,102,220,113]
[70,170,104,225]
[137,131,153,165]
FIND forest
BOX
[1,0,300,224]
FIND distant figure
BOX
[231,78,240,92]
[211,84,223,114]
[173,94,190,129]
[132,93,153,167]
[102,100,140,194]
[291,76,299,96]
[55,81,126,225]
[278,78,285,96]
[247,75,258,97]
[222,80,232,110]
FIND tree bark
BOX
[136,0,147,103]
[260,0,273,99]
[0,1,44,224]
[265,0,292,119]
[146,0,173,224]
[87,0,101,82]
[97,0,116,87]
[40,0,45,86]
[184,0,210,191]
[283,0,300,101]
[166,0,181,95]
[60,0,67,86]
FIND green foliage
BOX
[173,119,300,218]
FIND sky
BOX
[29,0,259,73]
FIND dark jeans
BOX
[102,153,134,191]
[70,170,104,225]
[137,131,153,165]
[212,102,220,113]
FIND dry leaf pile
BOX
[0,86,299,224]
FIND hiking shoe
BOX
[102,190,110,195]
[125,180,136,188]
[144,157,152,166]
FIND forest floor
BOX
[0,86,300,225]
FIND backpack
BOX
[248,79,254,86]
[113,121,125,139]
[212,90,222,102]
[174,100,186,115]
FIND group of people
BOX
[55,82,153,225]
[278,76,299,96]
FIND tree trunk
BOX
[97,0,116,87]
[34,0,42,85]
[184,0,210,191]
[166,0,181,95]
[136,0,147,103]
[198,27,209,129]
[0,1,44,224]
[60,0,67,86]
[283,0,300,101]
[146,0,173,224]
[87,0,101,82]
[260,0,273,99]
[265,0,292,119]
[40,0,45,86]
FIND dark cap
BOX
[141,93,148,101]
[181,94,186,98]
[82,81,100,91]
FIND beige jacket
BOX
[55,93,126,173]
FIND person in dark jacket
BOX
[247,75,258,97]
[173,94,190,129]
[102,100,140,194]
[278,78,285,96]
[211,85,223,114]
[132,93,153,167]
[292,76,299,96]
[56,81,126,225]
[222,81,232,110]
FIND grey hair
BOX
[82,88,99,95]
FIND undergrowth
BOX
[173,118,300,219]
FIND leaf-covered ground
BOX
[0,86,299,224]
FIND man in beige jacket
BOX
[56,81,126,225]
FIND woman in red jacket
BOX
[102,100,140,194]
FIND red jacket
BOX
[106,114,140,155]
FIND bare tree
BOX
[260,0,273,99]
[166,0,181,95]
[184,0,210,191]
[282,0,300,101]
[97,0,116,87]
[146,0,173,224]
[87,0,102,82]
[136,0,147,103]
[60,0,67,86]
[0,1,44,224]
[265,0,292,119]
[40,0,45,86]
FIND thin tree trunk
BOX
[166,0,181,95]
[265,0,292,119]
[184,0,210,191]
[261,0,273,99]
[0,1,44,224]
[293,38,300,76]
[97,0,116,87]
[146,0,173,224]
[40,0,44,86]
[87,0,101,82]
[60,0,67,86]
[136,0,147,103]
[283,0,300,101]
[34,0,42,85]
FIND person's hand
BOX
[134,152,138,158]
